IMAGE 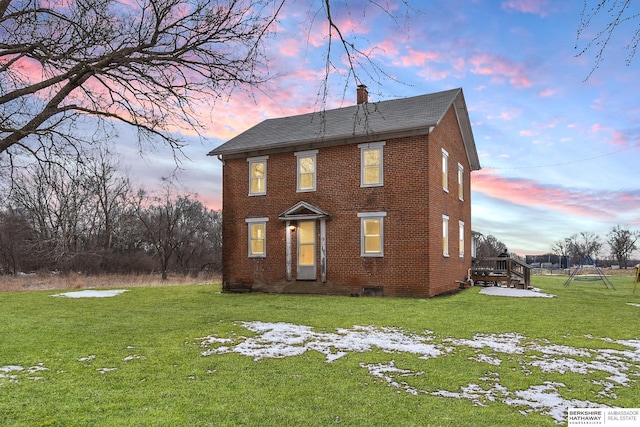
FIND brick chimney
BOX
[357,84,368,104]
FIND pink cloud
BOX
[589,124,630,147]
[278,38,303,57]
[501,0,549,17]
[369,39,400,60]
[472,169,640,220]
[399,48,442,67]
[469,54,533,88]
[539,88,555,97]
[487,108,523,121]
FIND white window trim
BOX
[442,214,450,257]
[459,220,465,258]
[358,141,385,187]
[358,212,387,257]
[457,163,464,201]
[247,156,268,196]
[245,217,269,258]
[442,148,449,193]
[294,150,318,192]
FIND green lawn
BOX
[1,275,639,426]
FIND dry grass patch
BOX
[0,271,220,293]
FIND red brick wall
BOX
[220,105,473,297]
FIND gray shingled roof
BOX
[208,88,480,170]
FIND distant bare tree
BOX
[607,225,639,268]
[474,233,508,258]
[551,238,571,258]
[0,207,35,274]
[83,147,132,250]
[565,231,603,264]
[576,0,640,79]
[133,183,220,279]
[7,156,95,269]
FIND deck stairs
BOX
[471,257,532,289]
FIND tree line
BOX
[474,228,639,269]
[0,148,221,278]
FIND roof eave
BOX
[209,126,433,159]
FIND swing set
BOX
[564,255,615,290]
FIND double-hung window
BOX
[295,150,317,192]
[246,218,268,257]
[442,148,449,192]
[442,214,449,257]
[358,212,387,257]
[359,142,385,187]
[457,163,464,201]
[248,156,268,196]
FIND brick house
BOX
[208,87,481,297]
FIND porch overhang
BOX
[278,201,330,221]
[279,201,329,284]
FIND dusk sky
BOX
[118,0,640,256]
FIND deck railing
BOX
[471,257,531,287]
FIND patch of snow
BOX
[52,289,128,298]
[627,303,640,307]
[479,287,555,298]
[123,355,146,361]
[77,355,96,362]
[0,365,24,373]
[97,367,117,374]
[197,322,640,425]
[199,322,442,362]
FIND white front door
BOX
[297,220,316,280]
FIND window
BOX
[248,156,268,196]
[358,212,387,257]
[442,215,449,257]
[457,163,464,201]
[295,150,317,192]
[442,149,449,192]
[359,142,385,187]
[459,221,465,258]
[246,218,268,257]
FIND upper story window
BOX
[442,148,449,192]
[359,142,385,187]
[246,218,268,257]
[457,163,464,201]
[247,156,268,196]
[295,150,317,192]
[358,212,387,257]
[442,214,449,257]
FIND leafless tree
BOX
[565,231,603,264]
[0,0,409,163]
[83,147,132,250]
[607,225,639,268]
[551,238,571,258]
[473,233,508,258]
[0,207,35,273]
[576,0,640,79]
[134,183,220,279]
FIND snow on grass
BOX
[198,322,442,362]
[51,290,128,298]
[0,364,49,383]
[479,287,555,298]
[197,322,640,424]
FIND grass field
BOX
[1,274,639,426]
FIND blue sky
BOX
[121,0,640,256]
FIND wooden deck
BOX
[471,257,532,289]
